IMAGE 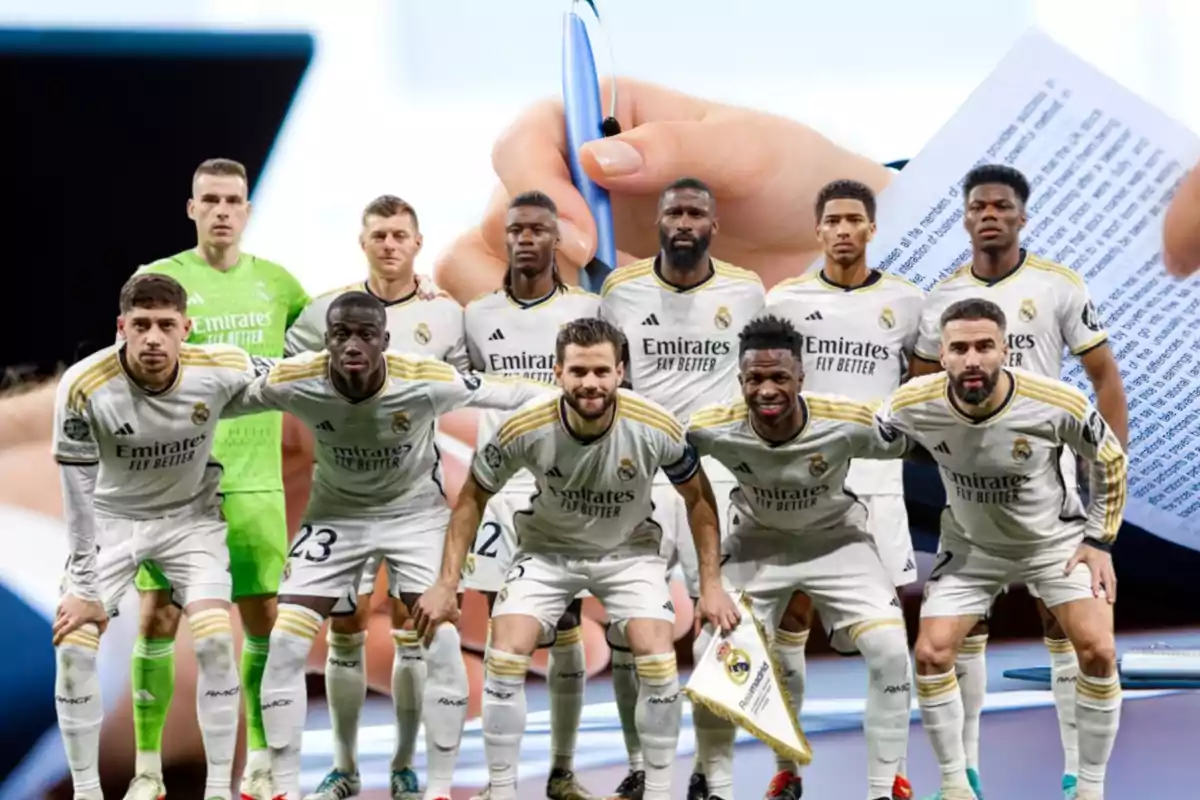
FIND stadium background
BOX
[2,1,1199,797]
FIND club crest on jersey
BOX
[617,457,638,482]
[462,554,476,576]
[807,453,829,477]
[1082,410,1107,446]
[716,641,752,685]
[414,322,432,345]
[1019,299,1037,322]
[878,307,896,330]
[391,411,411,434]
[191,402,210,425]
[1012,437,1032,461]
[714,306,732,330]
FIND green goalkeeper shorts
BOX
[135,491,288,599]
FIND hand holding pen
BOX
[433,78,894,303]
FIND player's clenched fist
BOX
[433,77,893,301]
[695,587,741,635]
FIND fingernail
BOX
[585,139,643,176]
[557,220,592,264]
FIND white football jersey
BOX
[766,270,924,495]
[465,285,601,495]
[470,389,699,557]
[687,394,905,533]
[914,251,1108,376]
[600,257,765,420]
[234,351,550,520]
[877,369,1127,554]
[286,280,469,371]
[52,343,259,518]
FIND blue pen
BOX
[562,0,619,293]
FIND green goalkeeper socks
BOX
[242,634,271,752]
[132,637,176,775]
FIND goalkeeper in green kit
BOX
[126,158,310,800]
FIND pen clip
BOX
[571,0,620,136]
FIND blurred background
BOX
[2,1,1199,797]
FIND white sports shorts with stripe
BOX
[285,506,450,614]
[63,499,232,616]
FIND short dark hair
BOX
[738,315,804,359]
[962,164,1030,205]
[815,179,877,222]
[119,273,187,314]
[662,177,713,200]
[193,158,248,188]
[555,317,627,364]
[328,291,387,327]
[940,297,1007,332]
[362,194,420,230]
[510,190,558,215]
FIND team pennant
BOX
[683,595,812,765]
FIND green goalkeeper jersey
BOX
[138,249,310,492]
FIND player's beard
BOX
[951,366,1000,405]
[659,229,711,271]
[564,387,614,421]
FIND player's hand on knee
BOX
[696,586,741,635]
[1066,543,1117,604]
[431,78,892,303]
[413,581,461,644]
[52,594,108,644]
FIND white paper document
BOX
[870,27,1200,551]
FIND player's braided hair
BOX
[962,164,1031,205]
[504,191,567,295]
[815,179,877,222]
[738,314,804,360]
[939,297,1007,331]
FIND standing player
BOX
[599,178,765,800]
[909,165,1128,800]
[880,298,1126,800]
[285,195,470,800]
[128,158,310,800]
[765,179,923,799]
[687,315,914,800]
[460,191,602,800]
[412,317,741,800]
[52,274,265,800]
[228,292,549,800]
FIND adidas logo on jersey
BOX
[732,462,753,474]
[488,329,506,341]
[316,421,335,432]
[642,313,660,325]
[544,466,563,478]
[903,557,916,572]
[114,422,134,436]
[934,442,951,454]
[805,310,823,321]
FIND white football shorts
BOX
[66,501,231,616]
[861,493,916,587]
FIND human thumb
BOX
[579,118,763,195]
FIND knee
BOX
[188,608,235,673]
[425,624,464,665]
[1074,634,1117,675]
[914,635,957,674]
[330,605,369,635]
[140,593,182,639]
[857,625,911,672]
